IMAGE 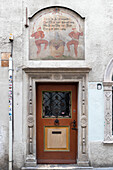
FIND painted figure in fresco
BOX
[49,33,65,58]
[67,27,83,57]
[31,27,48,55]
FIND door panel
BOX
[36,83,78,164]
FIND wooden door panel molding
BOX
[45,126,69,151]
[36,83,77,163]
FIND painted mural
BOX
[30,8,84,60]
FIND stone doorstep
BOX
[21,168,93,170]
[21,164,93,170]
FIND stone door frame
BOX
[23,67,91,167]
[103,58,113,142]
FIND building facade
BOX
[1,0,113,169]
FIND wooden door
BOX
[36,83,78,164]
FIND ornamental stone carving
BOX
[81,115,87,127]
[103,82,112,142]
[105,92,111,99]
[28,115,34,127]
[105,112,111,124]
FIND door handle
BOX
[54,119,59,126]
[71,120,77,130]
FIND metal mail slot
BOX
[52,131,61,134]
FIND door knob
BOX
[54,119,59,126]
[71,120,77,130]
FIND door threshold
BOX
[21,164,93,170]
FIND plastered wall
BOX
[88,82,104,142]
[0,0,24,169]
[1,0,113,169]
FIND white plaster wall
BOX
[0,68,9,170]
[1,0,113,169]
[88,82,104,142]
[88,82,113,167]
[89,142,113,167]
[0,0,24,169]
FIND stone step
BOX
[21,168,113,170]
[21,164,93,170]
[22,168,93,170]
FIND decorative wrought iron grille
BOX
[42,91,71,118]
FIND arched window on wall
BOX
[103,58,113,142]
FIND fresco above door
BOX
[29,7,84,60]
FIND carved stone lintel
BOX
[53,74,61,80]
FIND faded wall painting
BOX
[29,8,84,60]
